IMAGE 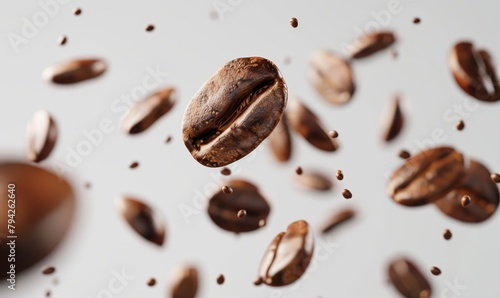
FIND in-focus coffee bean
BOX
[26,110,58,163]
[398,150,411,160]
[217,274,225,285]
[461,195,471,207]
[267,117,292,162]
[74,8,82,15]
[129,161,139,169]
[290,17,298,28]
[349,31,396,59]
[170,265,199,298]
[43,58,107,84]
[58,35,67,46]
[336,169,344,181]
[220,167,231,176]
[145,24,155,32]
[456,119,465,131]
[443,229,452,240]
[328,130,339,138]
[381,96,404,142]
[321,208,355,234]
[295,166,303,175]
[42,266,56,275]
[430,266,441,276]
[147,278,156,287]
[388,258,432,298]
[295,170,333,191]
[342,189,352,199]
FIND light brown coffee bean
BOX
[43,58,107,84]
[349,31,396,59]
[295,170,333,191]
[267,116,292,162]
[388,258,432,298]
[320,208,355,234]
[26,110,58,163]
[382,97,404,142]
[170,266,199,298]
[443,229,452,240]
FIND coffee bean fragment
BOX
[342,189,352,199]
[58,35,67,46]
[287,99,338,151]
[268,117,292,162]
[336,170,344,181]
[430,266,441,276]
[413,17,421,24]
[145,24,155,32]
[349,31,396,59]
[117,197,165,246]
[443,229,452,240]
[388,258,432,298]
[256,220,314,287]
[491,173,500,183]
[398,150,411,159]
[121,87,177,134]
[42,266,56,275]
[456,120,465,131]
[290,17,298,28]
[183,57,287,167]
[147,278,156,287]
[321,208,355,234]
[461,195,471,207]
[26,110,58,163]
[382,96,404,142]
[295,166,303,175]
[217,274,225,285]
[74,8,82,15]
[328,130,338,138]
[295,170,333,191]
[308,50,355,105]
[170,266,199,298]
[43,58,107,84]
[129,161,139,169]
[208,180,270,233]
[222,185,233,194]
[221,167,231,176]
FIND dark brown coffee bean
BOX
[413,17,421,24]
[43,58,107,84]
[295,170,333,191]
[237,209,247,218]
[170,266,198,298]
[461,195,471,207]
[328,130,338,138]
[287,99,338,151]
[129,161,139,169]
[145,24,155,32]
[26,110,58,163]
[165,135,172,143]
[430,267,441,276]
[491,173,500,183]
[295,166,303,175]
[74,8,82,15]
[449,41,500,102]
[222,185,233,194]
[220,167,231,176]
[349,31,396,59]
[58,35,67,46]
[117,197,165,245]
[342,189,352,199]
[0,162,75,278]
[435,160,499,223]
[382,96,404,142]
[336,169,344,181]
[182,57,287,167]
[256,220,314,287]
[121,87,177,134]
[388,258,432,298]
[399,149,411,160]
[208,180,270,233]
[42,266,56,275]
[217,274,225,285]
[387,147,466,206]
[268,116,292,162]
[321,208,355,234]
[456,119,465,131]
[308,50,355,105]
[290,17,298,28]
[443,229,452,240]
[147,278,156,287]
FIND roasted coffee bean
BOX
[399,150,411,159]
[117,197,165,245]
[220,167,232,176]
[387,147,465,206]
[491,173,500,183]
[295,170,333,191]
[170,266,199,298]
[382,96,404,142]
[145,24,155,32]
[147,278,156,287]
[208,180,270,233]
[388,258,432,298]
[290,17,298,28]
[256,220,314,287]
[121,87,177,134]
[295,166,303,175]
[328,130,338,138]
[449,41,500,102]
[26,110,58,163]
[0,162,75,278]
[336,169,344,181]
[237,209,247,218]
[222,185,233,194]
[58,35,67,45]
[456,119,465,131]
[217,274,225,285]
[42,266,56,275]
[342,189,352,199]
[43,58,107,84]
[129,161,139,169]
[349,31,396,59]
[320,208,355,234]
[182,57,287,167]
[308,50,355,105]
[165,135,173,143]
[435,160,499,223]
[287,99,338,151]
[413,17,421,24]
[443,229,452,240]
[268,116,292,162]
[74,8,82,15]
[461,195,471,207]
[430,267,441,276]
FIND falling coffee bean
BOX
[145,24,155,32]
[26,110,58,163]
[308,49,355,105]
[74,8,82,15]
[256,220,314,287]
[387,147,465,206]
[129,161,139,169]
[456,119,465,131]
[435,160,499,223]
[461,195,471,207]
[336,169,344,181]
[268,117,293,162]
[342,189,352,199]
[217,274,225,285]
[165,135,173,143]
[237,209,247,218]
[220,167,231,176]
[295,166,303,175]
[170,266,199,298]
[208,180,270,233]
[382,96,404,142]
[430,266,441,276]
[182,57,287,167]
[290,17,298,28]
[287,99,338,151]
[147,278,156,287]
[58,35,67,46]
[43,58,107,84]
[320,208,355,234]
[413,17,421,24]
[443,229,452,240]
[491,173,500,183]
[295,170,333,191]
[449,41,500,102]
[42,266,56,275]
[328,130,338,138]
[387,258,432,298]
[121,87,177,134]
[398,149,411,160]
[0,162,76,278]
[349,31,396,59]
[116,197,165,245]
[222,185,233,194]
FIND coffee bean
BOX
[349,31,396,59]
[308,50,355,105]
[461,195,471,207]
[295,166,303,175]
[74,8,82,15]
[268,117,292,162]
[43,58,106,84]
[449,41,500,102]
[295,170,333,191]
[456,119,465,131]
[491,173,500,183]
[217,274,225,285]
[208,180,270,233]
[387,147,466,206]
[220,167,231,176]
[382,96,404,142]
[290,17,298,28]
[286,99,338,151]
[42,266,56,275]
[237,209,247,218]
[399,150,411,159]
[328,130,338,138]
[147,278,156,286]
[165,135,173,143]
[435,160,499,223]
[129,161,139,169]
[46,290,51,297]
[222,185,233,194]
[145,24,155,32]
[443,229,452,240]
[170,266,199,298]
[182,57,287,167]
[342,189,352,199]
[0,162,75,278]
[121,87,177,134]
[413,17,421,24]
[430,266,441,276]
[336,170,344,181]
[116,197,165,245]
[256,220,314,286]
[26,110,58,163]
[320,208,355,234]
[388,258,432,298]
[58,35,67,46]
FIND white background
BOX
[1,0,499,297]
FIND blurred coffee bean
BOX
[26,110,57,163]
[388,258,431,298]
[267,117,292,162]
[43,58,107,84]
[349,31,396,59]
[170,266,199,298]
[321,208,355,234]
[295,170,333,191]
